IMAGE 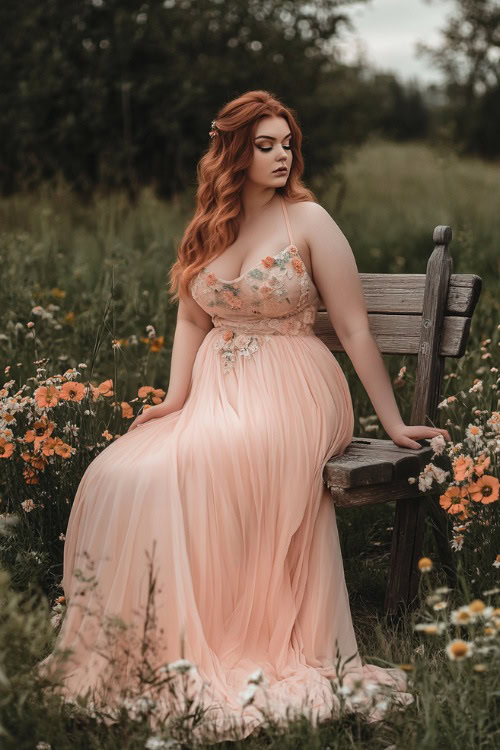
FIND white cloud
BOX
[339,0,454,83]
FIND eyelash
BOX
[258,145,292,152]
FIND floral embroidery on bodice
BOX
[189,198,321,373]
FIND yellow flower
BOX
[445,639,473,661]
[418,557,433,572]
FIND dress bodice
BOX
[189,197,322,373]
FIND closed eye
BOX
[258,145,292,152]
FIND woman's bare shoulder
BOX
[288,200,341,238]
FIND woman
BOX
[38,90,449,741]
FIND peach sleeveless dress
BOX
[37,197,411,741]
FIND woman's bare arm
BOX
[303,202,450,449]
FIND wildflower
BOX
[439,485,469,515]
[21,499,35,512]
[0,438,14,458]
[432,601,447,612]
[467,475,499,504]
[451,535,464,551]
[473,453,491,476]
[414,622,446,635]
[121,402,134,419]
[493,555,500,569]
[166,658,195,675]
[445,639,474,661]
[97,379,114,397]
[34,384,60,409]
[239,683,257,707]
[60,381,85,402]
[468,599,486,614]
[418,557,433,572]
[466,424,483,441]
[452,455,474,482]
[429,433,446,455]
[451,606,472,625]
[468,380,483,394]
[59,532,66,541]
[247,668,265,685]
[36,743,51,750]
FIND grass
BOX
[0,139,499,748]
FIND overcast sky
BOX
[338,0,453,84]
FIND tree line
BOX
[0,0,498,199]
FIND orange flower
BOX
[291,257,304,275]
[138,386,155,398]
[24,418,55,452]
[60,381,85,402]
[473,453,491,477]
[121,401,134,419]
[55,442,72,459]
[261,256,276,269]
[30,453,48,470]
[34,384,60,409]
[467,475,499,505]
[452,454,474,482]
[149,336,164,352]
[439,485,469,515]
[0,438,14,459]
[222,290,242,309]
[23,466,39,484]
[2,413,15,423]
[102,430,113,441]
[41,436,59,456]
[97,379,114,397]
[152,388,166,404]
[418,557,433,572]
[50,288,66,299]
[65,311,75,323]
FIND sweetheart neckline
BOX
[202,244,315,287]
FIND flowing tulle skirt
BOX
[37,330,412,742]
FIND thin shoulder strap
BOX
[280,196,295,247]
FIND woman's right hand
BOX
[127,401,179,433]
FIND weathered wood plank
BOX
[327,478,431,507]
[316,273,481,316]
[385,236,454,615]
[314,312,471,357]
[324,438,433,488]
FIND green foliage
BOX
[418,0,500,158]
[0,0,436,200]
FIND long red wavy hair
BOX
[168,90,316,304]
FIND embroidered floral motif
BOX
[189,244,320,373]
[213,330,271,374]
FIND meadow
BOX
[0,139,499,748]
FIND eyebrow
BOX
[254,133,292,140]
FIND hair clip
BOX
[209,120,218,139]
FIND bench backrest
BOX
[313,226,483,427]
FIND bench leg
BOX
[427,493,457,588]
[384,497,428,615]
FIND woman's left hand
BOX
[387,424,451,450]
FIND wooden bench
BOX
[314,226,482,615]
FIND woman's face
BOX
[246,115,293,188]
